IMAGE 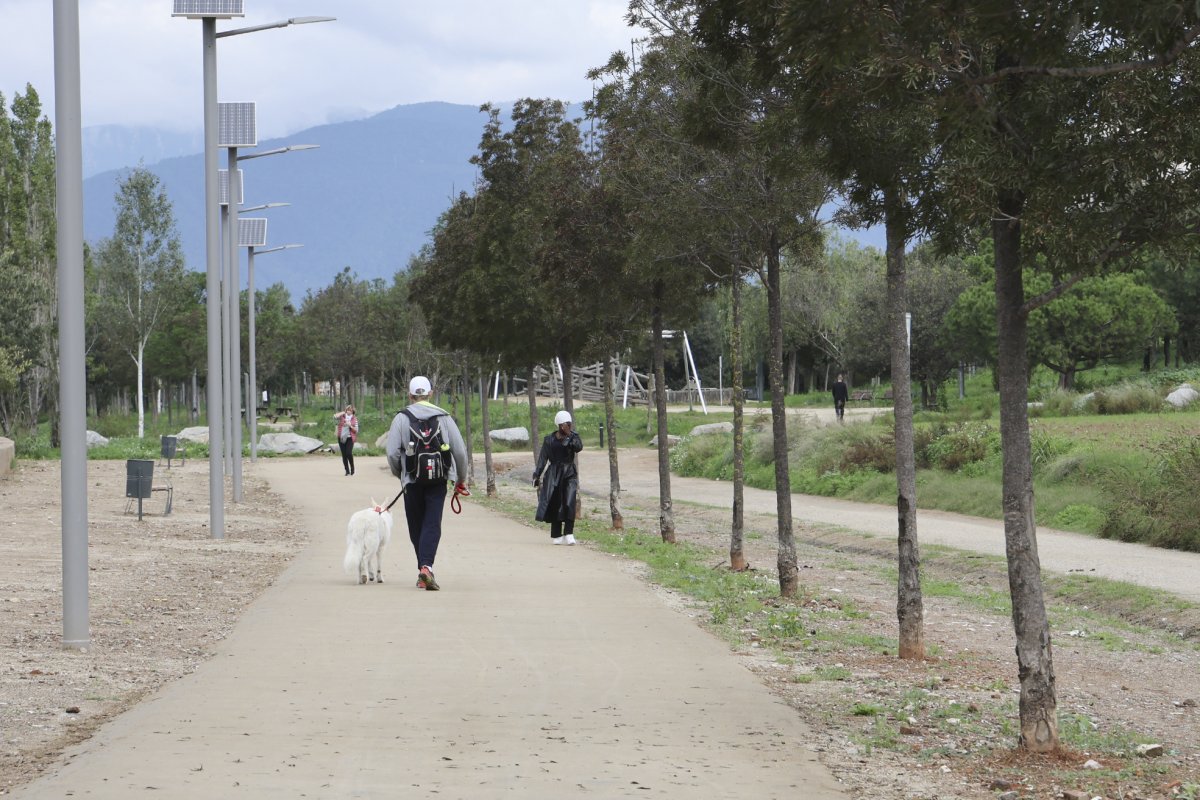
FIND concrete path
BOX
[573,448,1200,604]
[12,457,845,799]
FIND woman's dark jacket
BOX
[533,430,583,522]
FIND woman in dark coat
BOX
[533,410,583,545]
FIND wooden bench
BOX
[849,390,873,402]
[268,406,297,423]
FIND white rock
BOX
[176,426,210,444]
[1082,758,1103,770]
[85,430,109,449]
[375,432,389,449]
[689,421,734,436]
[648,435,681,448]
[257,432,325,454]
[1166,384,1198,409]
[490,427,531,445]
[1135,743,1164,757]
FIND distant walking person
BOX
[832,374,849,424]
[386,376,469,591]
[335,404,359,475]
[533,410,583,545]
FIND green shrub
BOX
[922,422,999,472]
[1090,382,1164,415]
[836,425,895,472]
[1051,504,1106,533]
[1099,438,1200,551]
[1038,388,1083,417]
[1030,426,1074,471]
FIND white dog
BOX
[343,500,393,585]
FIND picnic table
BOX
[266,406,297,423]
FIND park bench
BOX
[849,390,873,402]
[124,459,173,521]
[267,406,297,423]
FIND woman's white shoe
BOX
[564,534,577,545]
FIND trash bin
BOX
[161,435,179,467]
[126,459,155,520]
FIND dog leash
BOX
[381,483,471,514]
[451,482,470,514]
[383,486,405,512]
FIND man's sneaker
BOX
[564,534,577,546]
[418,566,440,591]
[552,537,564,545]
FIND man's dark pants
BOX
[403,481,447,569]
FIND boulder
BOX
[258,432,325,455]
[0,436,13,476]
[1166,383,1198,409]
[176,426,210,444]
[85,430,110,449]
[689,422,733,436]
[375,432,389,449]
[648,435,681,448]
[490,427,531,445]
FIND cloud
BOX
[1,0,635,137]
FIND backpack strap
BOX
[401,408,443,432]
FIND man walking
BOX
[832,373,849,424]
[386,376,469,591]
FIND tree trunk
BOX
[561,352,574,414]
[994,190,1059,752]
[730,268,747,571]
[136,345,146,439]
[462,363,475,486]
[479,373,496,497]
[527,365,540,462]
[885,195,924,660]
[651,281,675,543]
[603,355,623,530]
[765,231,798,596]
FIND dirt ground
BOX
[1,452,1198,799]
[0,458,306,796]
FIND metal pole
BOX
[220,199,233,476]
[202,17,225,539]
[683,331,708,414]
[53,0,89,650]
[227,147,243,502]
[248,247,258,461]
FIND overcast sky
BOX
[1,1,637,137]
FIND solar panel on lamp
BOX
[172,0,245,19]
[238,218,268,248]
[218,102,257,148]
[217,169,244,207]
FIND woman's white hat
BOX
[554,410,572,426]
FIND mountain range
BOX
[81,101,884,301]
[82,102,495,300]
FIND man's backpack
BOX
[401,409,451,485]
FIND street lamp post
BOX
[53,0,88,649]
[174,1,334,537]
[219,101,256,503]
[243,238,302,461]
[229,142,317,481]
